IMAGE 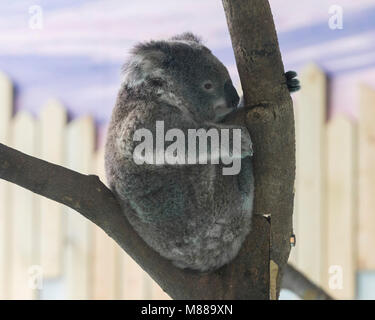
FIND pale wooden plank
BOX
[119,250,149,299]
[326,114,356,299]
[9,112,39,299]
[288,98,299,266]
[150,278,170,300]
[92,146,117,299]
[358,86,375,270]
[39,100,66,278]
[294,64,327,285]
[141,271,171,300]
[0,72,12,141]
[92,227,118,299]
[65,116,95,299]
[0,72,13,299]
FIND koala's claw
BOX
[285,70,297,80]
[285,70,301,93]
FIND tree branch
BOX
[0,142,269,299]
[282,264,333,300]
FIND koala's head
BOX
[123,32,239,122]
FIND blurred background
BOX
[0,0,375,300]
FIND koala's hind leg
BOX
[128,182,185,223]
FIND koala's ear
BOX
[122,42,172,87]
[170,32,210,55]
[131,41,173,64]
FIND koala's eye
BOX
[203,81,213,91]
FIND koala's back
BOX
[105,89,254,272]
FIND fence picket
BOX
[288,101,299,266]
[9,112,39,299]
[358,86,375,270]
[39,100,66,278]
[294,64,327,286]
[151,279,170,300]
[0,72,13,299]
[326,114,357,299]
[119,251,149,299]
[65,116,95,299]
[92,146,118,299]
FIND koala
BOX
[105,32,300,272]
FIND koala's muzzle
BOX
[224,80,240,108]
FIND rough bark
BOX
[0,0,295,299]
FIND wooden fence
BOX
[290,64,375,299]
[0,64,374,299]
[0,71,169,300]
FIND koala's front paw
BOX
[285,71,301,93]
[240,128,253,158]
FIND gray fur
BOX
[105,32,254,272]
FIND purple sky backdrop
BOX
[1,0,375,129]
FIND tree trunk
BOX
[222,0,295,298]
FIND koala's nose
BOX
[224,80,240,108]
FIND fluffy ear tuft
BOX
[170,32,202,44]
[122,47,169,88]
[122,33,206,87]
[131,40,172,58]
